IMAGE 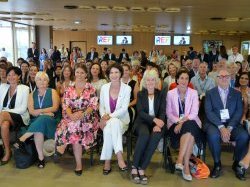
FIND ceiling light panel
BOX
[130,7,145,12]
[78,5,95,10]
[112,6,128,12]
[96,6,111,11]
[164,8,181,13]
[147,7,162,12]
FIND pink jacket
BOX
[166,87,201,129]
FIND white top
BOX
[228,53,244,63]
[148,96,155,116]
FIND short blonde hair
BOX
[35,71,49,83]
[141,69,160,89]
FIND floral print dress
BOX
[55,83,99,150]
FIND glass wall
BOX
[0,20,14,63]
[0,20,35,65]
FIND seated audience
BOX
[130,69,165,185]
[0,67,29,165]
[55,64,99,176]
[56,65,74,98]
[0,64,7,85]
[88,62,107,97]
[27,65,39,92]
[205,69,249,180]
[99,63,131,175]
[163,63,178,90]
[14,72,60,169]
[166,68,202,181]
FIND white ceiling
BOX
[0,0,250,35]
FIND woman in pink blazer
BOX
[166,68,202,181]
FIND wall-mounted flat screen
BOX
[154,36,171,45]
[97,35,113,45]
[173,35,190,45]
[116,35,132,45]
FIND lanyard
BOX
[29,82,36,92]
[7,87,17,108]
[38,90,47,109]
[198,77,208,93]
[177,89,188,115]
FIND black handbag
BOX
[14,139,38,169]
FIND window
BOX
[0,20,14,63]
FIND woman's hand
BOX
[102,114,110,121]
[174,122,183,134]
[153,118,164,128]
[153,126,161,132]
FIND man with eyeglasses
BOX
[205,69,249,180]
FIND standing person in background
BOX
[198,48,209,63]
[228,45,244,63]
[86,46,99,61]
[218,45,228,61]
[59,44,68,61]
[51,46,61,67]
[104,48,116,61]
[157,49,167,71]
[27,42,39,66]
[208,45,219,71]
[70,47,80,68]
[118,48,129,63]
[39,48,48,71]
[188,46,197,60]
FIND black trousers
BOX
[132,123,163,170]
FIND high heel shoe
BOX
[0,151,12,166]
[37,159,45,168]
[130,166,140,184]
[119,166,128,172]
[74,169,83,176]
[182,170,192,181]
[103,168,112,175]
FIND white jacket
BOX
[0,84,30,126]
[99,82,131,132]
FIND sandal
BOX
[37,159,45,168]
[138,169,148,185]
[130,166,140,184]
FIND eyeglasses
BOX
[217,75,230,80]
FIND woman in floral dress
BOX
[55,63,99,176]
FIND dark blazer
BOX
[189,69,196,80]
[27,48,39,62]
[204,87,243,130]
[104,53,116,61]
[198,53,209,63]
[133,88,166,132]
[118,52,129,62]
[86,52,99,61]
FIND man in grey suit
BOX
[205,69,249,180]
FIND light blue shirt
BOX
[191,74,216,96]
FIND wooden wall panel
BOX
[53,30,250,57]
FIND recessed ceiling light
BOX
[187,26,191,30]
[74,20,82,24]
[186,30,191,34]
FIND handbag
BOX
[14,139,38,169]
[189,155,210,179]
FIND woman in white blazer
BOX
[0,67,29,165]
[99,63,131,175]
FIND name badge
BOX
[179,114,185,120]
[220,109,230,120]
